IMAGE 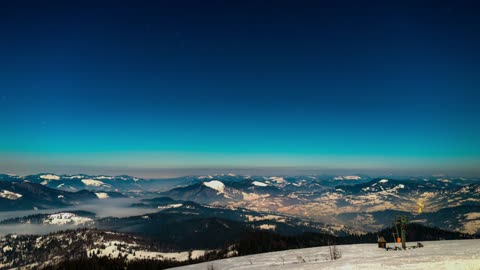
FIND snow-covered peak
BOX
[95,176,113,180]
[252,181,268,187]
[269,176,286,183]
[65,175,85,179]
[334,175,361,180]
[95,192,110,199]
[379,179,389,184]
[113,175,138,181]
[82,179,107,187]
[203,180,225,193]
[39,174,60,180]
[0,189,23,200]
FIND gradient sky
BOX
[1,1,479,177]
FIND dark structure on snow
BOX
[377,236,387,248]
[393,215,408,249]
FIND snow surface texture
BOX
[170,240,480,270]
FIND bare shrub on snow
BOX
[296,255,306,263]
[327,244,341,261]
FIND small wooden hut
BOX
[378,236,387,248]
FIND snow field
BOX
[169,239,480,270]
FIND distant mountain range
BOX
[160,175,480,234]
[0,180,125,212]
[0,173,181,194]
[1,173,479,235]
[0,172,479,269]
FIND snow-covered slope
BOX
[81,179,109,187]
[334,175,362,180]
[170,239,480,270]
[43,212,93,225]
[203,180,225,193]
[39,174,60,181]
[0,190,22,200]
[95,192,110,199]
[0,229,204,269]
[88,240,205,261]
[252,181,268,187]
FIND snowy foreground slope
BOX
[170,239,480,270]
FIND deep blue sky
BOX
[1,1,479,177]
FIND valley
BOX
[0,173,479,269]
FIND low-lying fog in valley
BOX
[0,198,160,236]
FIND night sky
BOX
[1,1,479,177]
